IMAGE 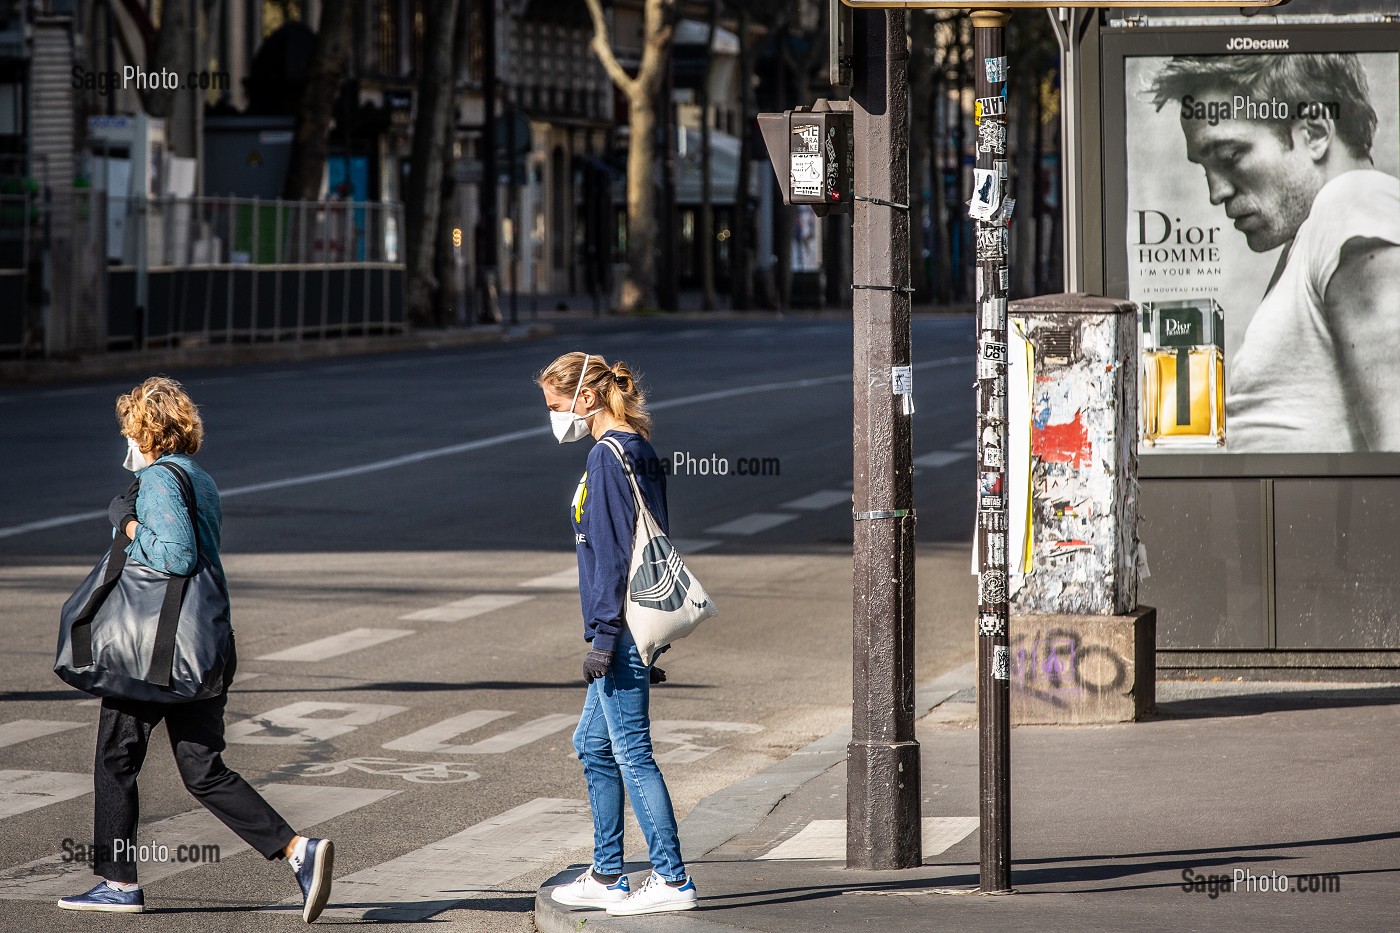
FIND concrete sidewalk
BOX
[0,323,554,384]
[534,668,1400,933]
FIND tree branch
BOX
[584,0,638,96]
[633,0,676,102]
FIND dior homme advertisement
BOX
[1123,49,1400,454]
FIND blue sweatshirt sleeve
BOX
[126,465,197,576]
[581,445,637,655]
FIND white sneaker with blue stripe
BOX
[605,871,697,915]
[550,868,630,908]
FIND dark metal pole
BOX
[971,8,1012,896]
[847,8,920,872]
[480,0,499,324]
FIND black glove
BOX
[649,666,667,685]
[108,484,139,535]
[583,649,613,684]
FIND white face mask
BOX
[550,355,602,444]
[122,437,150,472]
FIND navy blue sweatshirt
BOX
[571,430,668,654]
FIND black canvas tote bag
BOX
[54,462,233,703]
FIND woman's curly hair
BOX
[116,376,204,457]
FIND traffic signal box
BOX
[757,101,854,217]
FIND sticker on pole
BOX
[992,645,1010,680]
[985,56,1007,84]
[969,169,1001,221]
[790,123,822,197]
[974,96,1006,125]
[891,365,915,415]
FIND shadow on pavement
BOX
[1152,687,1400,719]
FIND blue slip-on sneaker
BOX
[293,838,334,923]
[57,881,145,913]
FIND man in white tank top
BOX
[1150,54,1400,452]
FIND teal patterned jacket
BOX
[124,453,225,580]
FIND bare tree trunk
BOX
[432,2,472,326]
[698,0,717,311]
[404,0,462,326]
[141,0,188,119]
[586,0,676,313]
[282,0,354,200]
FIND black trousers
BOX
[92,649,296,882]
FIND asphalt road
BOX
[0,315,980,931]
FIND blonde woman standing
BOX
[537,352,697,916]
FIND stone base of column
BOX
[1003,606,1156,725]
[846,739,922,869]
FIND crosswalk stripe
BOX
[255,628,414,662]
[669,538,720,554]
[381,710,514,753]
[0,783,396,900]
[913,451,972,468]
[310,797,594,921]
[518,568,578,589]
[758,817,979,860]
[781,490,851,511]
[399,594,535,622]
[704,512,798,536]
[0,720,86,748]
[0,771,90,819]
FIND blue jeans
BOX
[572,630,686,882]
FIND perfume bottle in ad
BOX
[1141,299,1225,448]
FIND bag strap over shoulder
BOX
[598,436,650,518]
[148,461,202,689]
[154,461,201,571]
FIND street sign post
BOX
[756,102,854,217]
[970,8,1013,895]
